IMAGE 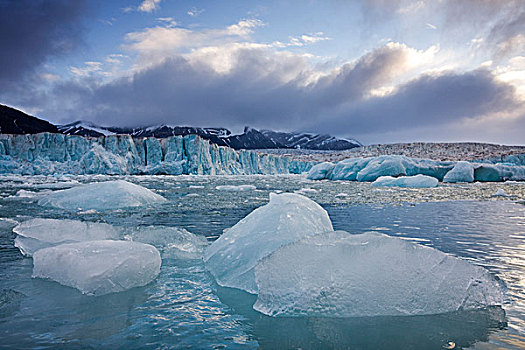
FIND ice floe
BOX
[253,231,504,317]
[13,218,121,256]
[32,240,161,296]
[371,175,438,188]
[37,180,167,210]
[204,193,333,293]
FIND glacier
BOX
[13,218,121,256]
[204,193,333,294]
[307,155,525,182]
[32,240,161,296]
[0,133,313,175]
[253,231,504,317]
[37,180,167,210]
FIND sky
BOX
[0,0,524,145]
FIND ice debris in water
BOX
[371,175,438,188]
[204,193,333,294]
[215,185,256,191]
[125,226,208,259]
[32,240,161,296]
[13,218,121,256]
[253,231,504,317]
[492,189,508,197]
[443,161,475,183]
[37,180,167,210]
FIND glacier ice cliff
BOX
[0,133,313,175]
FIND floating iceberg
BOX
[371,175,438,188]
[444,161,475,183]
[13,218,121,256]
[253,231,504,317]
[492,189,508,197]
[215,185,256,191]
[204,193,333,294]
[125,226,208,259]
[37,180,167,210]
[32,240,161,296]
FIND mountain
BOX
[0,104,361,150]
[0,104,58,134]
[260,129,361,150]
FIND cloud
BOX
[0,0,88,88]
[187,7,204,17]
[138,0,161,13]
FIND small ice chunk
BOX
[204,193,333,294]
[492,189,508,197]
[254,231,504,317]
[126,226,208,259]
[215,185,256,191]
[294,188,318,195]
[444,161,475,183]
[371,175,438,188]
[37,180,167,210]
[32,240,161,296]
[13,218,121,256]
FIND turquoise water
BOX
[0,175,524,349]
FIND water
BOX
[0,175,524,349]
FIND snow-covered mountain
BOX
[57,121,116,137]
[260,129,361,150]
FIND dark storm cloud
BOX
[310,69,520,135]
[0,0,88,87]
[36,43,522,145]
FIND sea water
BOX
[0,175,523,349]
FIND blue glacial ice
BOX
[204,193,333,294]
[371,174,439,188]
[0,133,313,175]
[37,180,167,210]
[32,240,161,296]
[307,155,525,183]
[443,161,475,183]
[13,218,121,256]
[253,231,504,317]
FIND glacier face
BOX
[307,155,525,182]
[0,133,313,175]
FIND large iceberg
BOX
[443,161,475,183]
[125,226,208,259]
[37,180,167,210]
[32,240,161,296]
[253,231,504,317]
[371,175,438,188]
[204,193,333,294]
[13,218,121,256]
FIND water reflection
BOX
[217,286,507,350]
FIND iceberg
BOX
[13,218,121,256]
[371,175,439,188]
[204,193,333,294]
[215,185,256,191]
[444,161,475,183]
[253,231,504,317]
[32,240,161,296]
[37,180,167,210]
[125,226,208,259]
